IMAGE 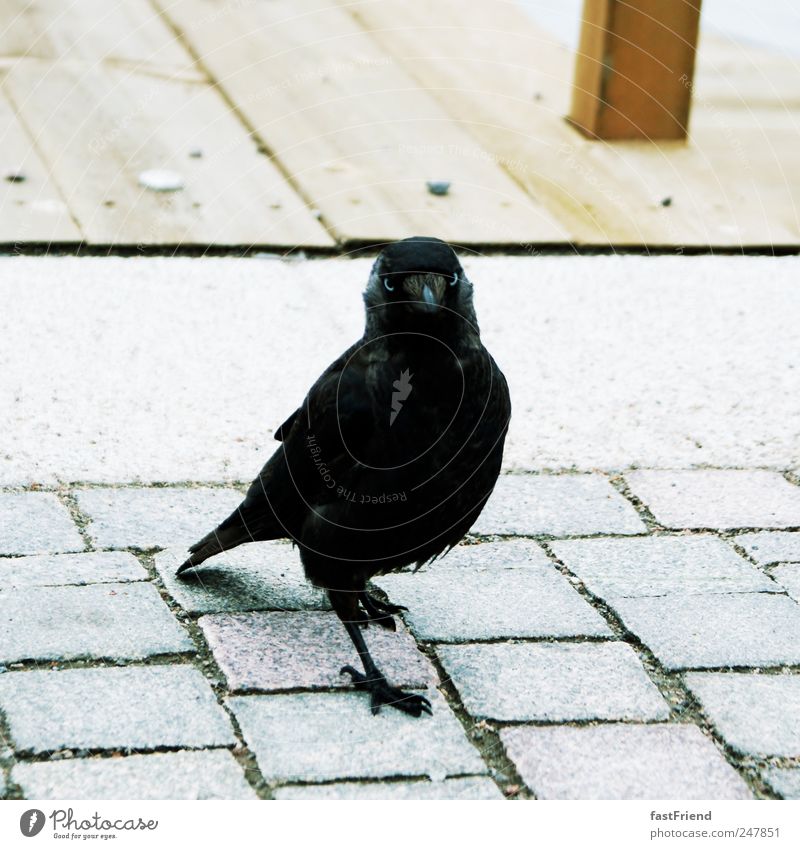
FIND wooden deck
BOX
[2,0,799,250]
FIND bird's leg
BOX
[330,589,431,717]
[358,590,408,631]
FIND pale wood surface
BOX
[0,0,797,248]
[3,58,333,246]
[0,0,333,246]
[339,0,800,247]
[153,0,566,246]
[0,87,81,243]
[0,0,192,71]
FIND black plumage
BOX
[178,236,511,716]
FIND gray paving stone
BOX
[74,486,243,549]
[0,551,147,589]
[431,540,547,569]
[735,532,800,565]
[200,611,436,692]
[501,724,751,800]
[375,540,611,641]
[610,593,800,669]
[13,750,256,800]
[229,691,485,782]
[471,475,646,536]
[762,767,800,800]
[0,665,235,753]
[684,672,800,757]
[0,582,193,664]
[551,535,775,598]
[772,565,800,602]
[0,492,83,555]
[274,777,503,800]
[438,642,669,722]
[625,470,800,529]
[155,544,328,614]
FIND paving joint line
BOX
[134,552,273,800]
[56,488,95,553]
[540,540,781,800]
[416,642,531,800]
[607,473,663,531]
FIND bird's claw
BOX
[340,665,432,717]
[366,595,408,615]
[367,612,397,631]
[359,593,407,630]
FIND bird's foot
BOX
[359,592,408,631]
[340,665,432,717]
[365,594,408,616]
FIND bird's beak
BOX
[417,284,439,314]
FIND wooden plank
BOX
[340,0,799,247]
[0,0,194,76]
[569,0,702,140]
[0,84,81,243]
[693,34,800,110]
[3,58,333,246]
[153,0,566,246]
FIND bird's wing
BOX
[274,408,300,442]
[178,342,373,572]
[280,346,375,485]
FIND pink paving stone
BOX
[199,611,438,692]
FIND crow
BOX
[178,236,511,716]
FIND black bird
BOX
[178,237,511,716]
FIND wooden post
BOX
[569,0,702,140]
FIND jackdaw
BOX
[178,236,511,716]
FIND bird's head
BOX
[363,237,478,337]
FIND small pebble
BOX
[138,169,185,192]
[426,180,451,196]
[5,172,26,183]
[660,196,673,207]
[189,148,203,158]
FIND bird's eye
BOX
[450,272,459,287]
[383,277,394,292]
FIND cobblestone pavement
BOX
[2,471,800,800]
[2,254,799,799]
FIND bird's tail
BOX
[176,510,255,575]
[176,533,225,574]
